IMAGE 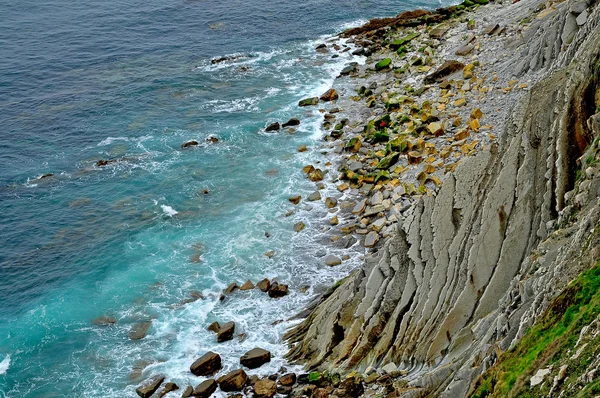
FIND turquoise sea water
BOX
[0,0,447,396]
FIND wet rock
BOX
[218,369,248,392]
[190,351,222,376]
[279,373,297,386]
[265,122,280,132]
[308,191,321,201]
[129,321,151,340]
[282,118,301,128]
[375,58,392,71]
[299,97,319,107]
[289,195,302,205]
[192,379,217,398]
[320,89,339,102]
[224,282,239,295]
[330,215,339,225]
[325,197,338,208]
[240,347,272,369]
[424,60,465,83]
[92,316,116,326]
[240,280,255,290]
[336,376,364,397]
[312,387,330,398]
[206,135,219,143]
[135,375,164,398]
[325,255,342,266]
[181,140,199,149]
[257,278,271,292]
[181,385,194,398]
[157,382,178,397]
[298,144,308,152]
[217,321,235,342]
[364,231,379,248]
[316,43,328,53]
[352,199,367,215]
[339,62,358,76]
[268,281,289,298]
[294,222,306,232]
[207,321,221,333]
[308,168,324,182]
[254,379,277,398]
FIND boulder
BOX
[157,382,178,398]
[307,191,321,201]
[254,379,277,398]
[308,168,324,182]
[339,62,358,76]
[268,281,289,298]
[282,118,301,128]
[429,27,448,38]
[92,316,116,326]
[455,45,474,56]
[192,379,217,398]
[240,280,255,290]
[181,140,199,149]
[181,385,194,398]
[375,58,392,71]
[336,377,364,397]
[224,282,239,295]
[299,97,319,107]
[320,89,339,102]
[240,347,272,369]
[279,373,297,386]
[129,321,151,340]
[257,278,271,292]
[325,255,342,266]
[424,60,465,83]
[325,197,338,208]
[207,321,221,333]
[293,222,305,232]
[135,375,164,398]
[217,321,235,342]
[364,231,379,248]
[483,23,500,35]
[289,195,302,205]
[190,351,222,376]
[218,369,248,392]
[265,122,280,132]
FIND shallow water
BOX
[0,0,449,396]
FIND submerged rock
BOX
[240,347,271,369]
[282,117,301,127]
[129,321,151,340]
[265,122,280,132]
[190,351,221,376]
[92,316,116,326]
[181,140,199,149]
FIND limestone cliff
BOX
[285,0,600,395]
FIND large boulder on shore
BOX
[217,321,235,342]
[135,375,164,398]
[257,278,271,292]
[190,351,221,376]
[268,281,289,298]
[240,347,271,369]
[193,379,217,398]
[282,118,300,128]
[298,97,319,107]
[254,379,277,397]
[129,321,151,340]
[218,369,248,391]
[320,88,339,102]
[424,60,465,83]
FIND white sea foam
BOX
[0,355,10,375]
[160,205,178,217]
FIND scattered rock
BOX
[257,278,270,292]
[240,280,255,290]
[224,282,239,295]
[218,369,248,392]
[424,60,464,83]
[293,221,306,232]
[279,373,297,386]
[129,321,151,340]
[135,375,164,398]
[483,23,500,35]
[325,255,342,266]
[375,58,392,71]
[192,379,217,398]
[364,231,379,248]
[190,351,222,376]
[217,321,235,342]
[265,122,280,132]
[254,379,277,398]
[268,281,289,298]
[289,195,302,205]
[455,45,474,56]
[240,347,271,369]
[181,385,194,398]
[308,191,321,201]
[157,382,178,398]
[531,368,551,387]
[325,197,338,208]
[92,316,117,326]
[299,97,319,107]
[181,141,199,149]
[298,144,308,152]
[308,168,324,182]
[429,27,448,38]
[283,118,301,128]
[320,88,339,101]
[207,321,221,333]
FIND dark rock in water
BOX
[217,321,235,342]
[240,347,271,369]
[193,379,217,398]
[265,122,280,132]
[277,385,294,394]
[135,375,164,398]
[129,321,151,340]
[190,351,222,376]
[92,316,116,326]
[424,60,465,83]
[157,382,178,397]
[207,321,221,333]
[96,159,118,167]
[224,282,239,295]
[240,280,255,290]
[315,43,328,53]
[279,373,297,386]
[254,379,277,398]
[181,385,194,398]
[39,173,54,180]
[268,281,288,298]
[206,135,219,143]
[257,278,271,292]
[181,140,199,149]
[211,54,249,64]
[320,88,339,102]
[218,369,248,391]
[298,97,319,107]
[339,63,358,77]
[282,118,300,128]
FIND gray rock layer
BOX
[285,0,600,396]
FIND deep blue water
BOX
[0,0,445,396]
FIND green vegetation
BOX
[470,261,600,397]
[375,58,392,71]
[389,33,420,49]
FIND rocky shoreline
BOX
[127,0,600,395]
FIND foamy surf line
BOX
[0,355,10,375]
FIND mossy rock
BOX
[463,0,474,6]
[375,170,390,183]
[345,137,362,152]
[375,58,392,71]
[397,46,407,56]
[472,0,488,4]
[377,152,400,169]
[374,114,392,128]
[308,372,323,383]
[364,120,377,135]
[389,33,420,49]
[387,137,408,152]
[371,131,390,144]
[385,100,402,111]
[298,97,319,107]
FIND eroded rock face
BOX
[285,1,600,396]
